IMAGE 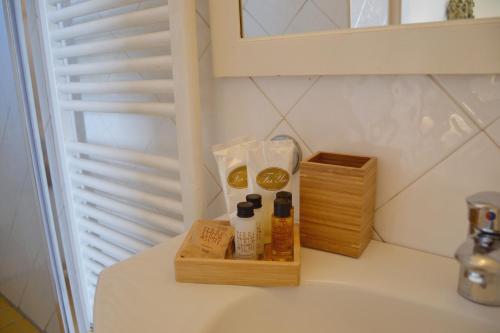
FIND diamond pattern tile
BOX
[45,312,61,333]
[244,0,307,36]
[312,0,350,28]
[253,76,318,116]
[196,0,210,25]
[286,75,478,207]
[434,75,500,129]
[241,9,268,37]
[375,133,500,257]
[20,247,57,329]
[205,192,226,219]
[203,166,222,209]
[486,117,500,147]
[267,120,313,221]
[199,49,282,180]
[196,12,210,59]
[285,0,339,34]
[350,0,388,28]
[144,117,178,157]
[0,115,29,251]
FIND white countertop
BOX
[94,235,500,333]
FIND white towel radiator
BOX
[32,0,204,330]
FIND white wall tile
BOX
[0,4,59,326]
[200,64,282,179]
[20,247,57,329]
[9,174,45,265]
[196,13,210,59]
[244,0,307,35]
[253,76,318,116]
[206,192,226,219]
[196,0,210,25]
[203,166,222,209]
[312,0,350,28]
[0,176,45,306]
[285,0,338,34]
[350,0,388,28]
[434,75,500,129]
[144,117,178,157]
[486,117,500,147]
[241,9,269,37]
[0,119,29,250]
[375,133,500,257]
[286,75,478,208]
[267,120,313,221]
[45,312,62,333]
[0,238,32,306]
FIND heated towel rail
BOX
[34,0,203,329]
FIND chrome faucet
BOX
[455,192,500,306]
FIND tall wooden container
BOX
[300,152,377,258]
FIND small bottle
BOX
[246,194,264,259]
[233,202,257,260]
[276,191,294,221]
[271,198,293,261]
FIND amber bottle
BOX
[271,198,293,261]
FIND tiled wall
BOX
[195,0,500,258]
[0,5,60,333]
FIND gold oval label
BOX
[227,165,248,189]
[256,167,290,191]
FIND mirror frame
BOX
[208,0,500,77]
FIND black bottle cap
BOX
[274,198,291,218]
[237,201,254,218]
[276,191,292,202]
[246,194,262,209]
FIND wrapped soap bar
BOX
[179,220,234,259]
[212,137,256,220]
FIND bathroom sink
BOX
[206,283,498,333]
[94,235,500,333]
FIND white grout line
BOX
[282,0,309,34]
[372,227,385,243]
[283,76,321,117]
[282,117,315,154]
[206,189,222,208]
[198,40,211,61]
[371,75,491,212]
[0,107,12,147]
[248,77,285,122]
[310,0,342,29]
[375,130,482,212]
[203,163,221,191]
[242,8,272,36]
[429,75,482,130]
[484,116,500,150]
[430,75,500,150]
[196,9,210,28]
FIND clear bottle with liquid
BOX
[232,202,257,260]
[246,194,264,259]
[271,198,293,261]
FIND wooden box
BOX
[175,224,301,286]
[300,152,377,258]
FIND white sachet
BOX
[247,140,294,244]
[212,137,256,219]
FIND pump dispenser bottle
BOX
[272,198,293,261]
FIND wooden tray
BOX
[175,224,300,287]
